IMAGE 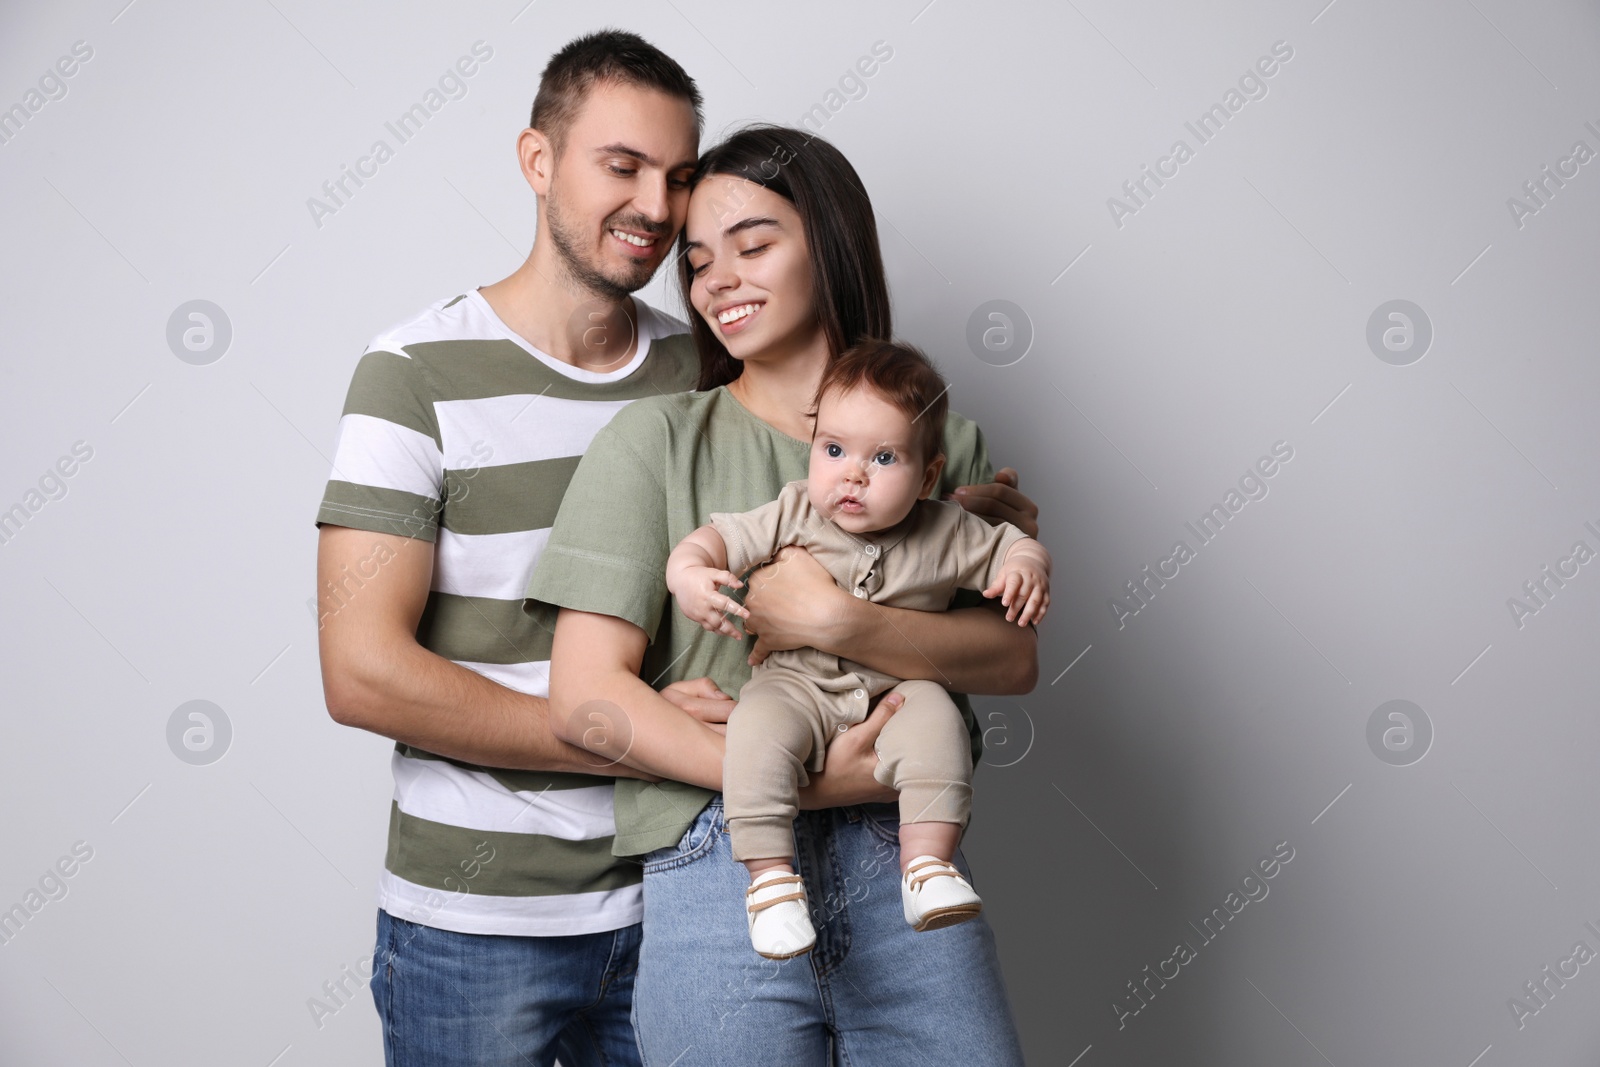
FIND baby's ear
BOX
[920,451,947,499]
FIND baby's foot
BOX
[901,856,982,932]
[745,869,816,959]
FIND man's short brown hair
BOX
[530,30,703,153]
[809,339,948,465]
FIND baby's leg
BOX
[724,671,832,958]
[873,679,984,931]
[871,679,974,872]
[898,822,962,872]
[723,671,829,879]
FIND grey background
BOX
[3,0,1598,1063]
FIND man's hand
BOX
[740,545,851,667]
[798,692,903,809]
[661,676,737,735]
[945,467,1039,537]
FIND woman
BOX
[528,125,1039,1064]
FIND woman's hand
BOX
[668,564,749,640]
[946,467,1039,537]
[797,692,903,809]
[741,545,852,666]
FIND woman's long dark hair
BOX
[677,125,892,391]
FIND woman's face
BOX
[684,175,821,364]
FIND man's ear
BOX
[919,452,947,499]
[517,127,556,197]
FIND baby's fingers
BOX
[715,570,744,591]
[1016,586,1048,627]
[1002,572,1025,621]
[694,603,722,632]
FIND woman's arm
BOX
[840,597,1038,695]
[742,466,1042,694]
[549,606,904,805]
[548,608,727,789]
[744,557,1037,694]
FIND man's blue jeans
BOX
[631,797,1026,1066]
[371,909,642,1066]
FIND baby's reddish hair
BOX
[808,339,947,464]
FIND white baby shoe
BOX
[745,869,817,959]
[901,856,983,932]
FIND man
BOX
[315,31,717,1066]
[317,26,1039,1067]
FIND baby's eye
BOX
[825,443,843,458]
[874,451,896,466]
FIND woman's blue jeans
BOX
[632,797,1026,1066]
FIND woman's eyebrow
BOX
[684,216,781,254]
[724,216,781,238]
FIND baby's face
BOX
[807,385,943,535]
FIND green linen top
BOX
[525,384,999,857]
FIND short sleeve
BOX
[938,413,998,613]
[709,481,813,577]
[525,415,672,642]
[950,513,1032,593]
[315,348,446,541]
[937,413,995,496]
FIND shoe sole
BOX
[755,942,815,960]
[912,902,982,933]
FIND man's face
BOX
[543,81,698,300]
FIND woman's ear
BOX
[919,452,947,499]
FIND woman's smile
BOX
[714,301,765,335]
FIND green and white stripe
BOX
[317,290,698,936]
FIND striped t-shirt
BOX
[316,289,699,936]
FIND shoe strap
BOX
[905,859,967,891]
[745,873,804,895]
[747,891,807,914]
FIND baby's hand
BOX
[676,566,750,640]
[983,556,1050,627]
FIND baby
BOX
[666,339,1051,959]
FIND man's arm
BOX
[546,607,901,806]
[942,467,1039,537]
[317,525,660,775]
